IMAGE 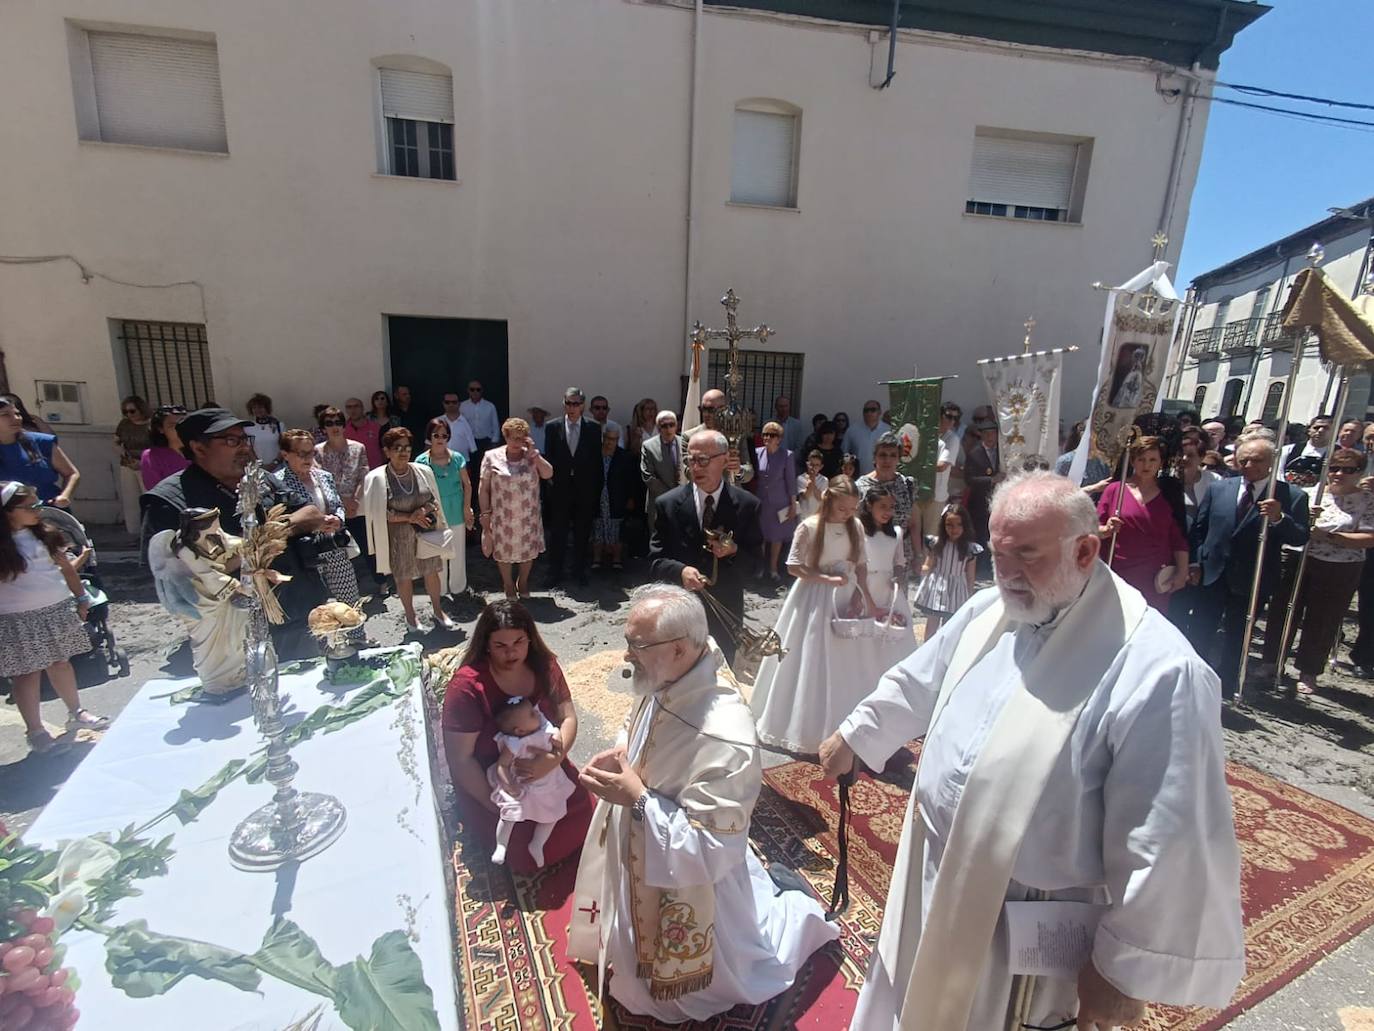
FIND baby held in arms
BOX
[489,697,576,866]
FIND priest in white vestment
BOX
[820,471,1244,1031]
[570,584,839,1021]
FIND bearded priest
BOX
[820,471,1244,1031]
[570,583,838,1020]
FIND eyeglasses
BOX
[468,387,482,394]
[322,418,345,427]
[625,635,685,653]
[210,434,251,448]
[864,407,880,414]
[686,452,726,467]
[762,431,780,438]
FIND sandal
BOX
[65,708,110,732]
[1295,678,1317,696]
[27,730,71,756]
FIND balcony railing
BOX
[1261,311,1304,351]
[1189,325,1221,359]
[1221,317,1263,355]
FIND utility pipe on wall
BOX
[681,0,704,403]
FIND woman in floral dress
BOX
[481,417,553,599]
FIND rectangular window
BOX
[78,30,227,152]
[730,109,798,208]
[966,131,1089,223]
[379,68,455,180]
[707,349,804,427]
[117,320,215,410]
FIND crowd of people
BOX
[7,376,1373,1028]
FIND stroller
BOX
[38,506,130,685]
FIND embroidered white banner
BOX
[980,351,1063,471]
[1068,261,1184,484]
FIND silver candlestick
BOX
[228,462,346,871]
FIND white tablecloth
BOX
[26,646,459,1031]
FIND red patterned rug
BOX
[451,749,1374,1030]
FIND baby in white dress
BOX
[488,696,575,866]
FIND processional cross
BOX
[689,290,774,472]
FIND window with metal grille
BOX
[1192,386,1207,409]
[706,350,804,428]
[1260,382,1285,425]
[117,321,216,410]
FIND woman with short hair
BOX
[415,416,474,597]
[855,432,920,565]
[315,405,373,588]
[754,420,797,581]
[274,428,364,644]
[244,393,283,467]
[480,417,553,599]
[114,396,152,533]
[363,427,455,631]
[140,404,191,489]
[441,599,594,873]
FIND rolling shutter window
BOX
[379,69,454,123]
[88,32,227,152]
[968,135,1076,211]
[731,109,797,207]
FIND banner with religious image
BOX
[1067,261,1184,485]
[886,378,945,500]
[979,351,1063,471]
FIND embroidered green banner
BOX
[886,378,945,500]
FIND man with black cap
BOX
[140,407,328,654]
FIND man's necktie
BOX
[1237,482,1255,522]
[702,494,716,531]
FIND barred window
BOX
[117,320,215,410]
[706,349,804,430]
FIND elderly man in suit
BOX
[650,429,761,664]
[544,386,605,586]
[640,409,685,533]
[684,389,754,484]
[1188,435,1309,699]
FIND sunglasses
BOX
[762,431,780,438]
[122,407,140,415]
[322,418,345,427]
[468,387,482,394]
[1330,466,1361,474]
[565,399,584,406]
[864,407,880,414]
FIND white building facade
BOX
[0,0,1262,522]
[1170,198,1374,428]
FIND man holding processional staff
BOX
[819,471,1244,1031]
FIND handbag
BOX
[416,527,457,560]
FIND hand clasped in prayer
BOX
[579,746,646,807]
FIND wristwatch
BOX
[630,790,650,822]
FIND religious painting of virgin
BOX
[1106,345,1149,410]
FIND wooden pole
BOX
[1235,342,1307,702]
[1272,370,1349,691]
[1105,426,1139,566]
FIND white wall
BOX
[0,0,1210,519]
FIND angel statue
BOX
[148,508,254,697]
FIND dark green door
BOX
[387,316,510,427]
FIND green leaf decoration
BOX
[105,920,262,998]
[251,919,340,998]
[386,651,420,691]
[87,830,176,922]
[333,931,440,1031]
[171,759,248,824]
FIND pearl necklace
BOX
[389,465,417,496]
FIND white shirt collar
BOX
[692,481,724,525]
[1239,476,1269,499]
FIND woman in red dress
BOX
[442,600,594,872]
[1097,435,1190,612]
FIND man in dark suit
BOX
[650,429,762,664]
[1188,435,1309,698]
[543,386,605,585]
[964,418,1002,575]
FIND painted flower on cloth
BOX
[897,424,920,463]
[656,900,712,962]
[44,836,120,931]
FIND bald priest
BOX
[821,471,1244,1031]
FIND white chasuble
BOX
[839,564,1244,1031]
[569,642,838,1022]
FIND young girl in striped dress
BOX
[913,502,982,641]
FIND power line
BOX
[1215,80,1374,113]
[1203,94,1374,134]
